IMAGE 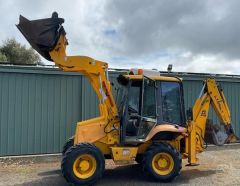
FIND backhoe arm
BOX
[187,78,237,165]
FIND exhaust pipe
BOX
[16,12,66,61]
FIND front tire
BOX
[61,143,105,186]
[135,154,143,164]
[62,136,74,155]
[142,142,182,182]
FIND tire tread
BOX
[61,142,105,185]
[142,142,182,182]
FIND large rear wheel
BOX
[142,142,182,182]
[61,143,105,186]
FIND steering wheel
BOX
[129,113,141,128]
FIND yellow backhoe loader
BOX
[17,13,238,185]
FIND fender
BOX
[145,124,187,142]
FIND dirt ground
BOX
[0,147,240,186]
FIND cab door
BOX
[137,77,157,139]
[121,76,157,143]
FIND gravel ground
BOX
[0,148,240,186]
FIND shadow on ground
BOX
[15,164,218,186]
[15,170,67,186]
[97,164,218,186]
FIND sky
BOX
[1,0,240,74]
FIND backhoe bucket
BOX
[225,125,239,143]
[206,120,239,145]
[16,12,66,61]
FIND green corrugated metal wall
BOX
[0,66,240,156]
[0,69,81,156]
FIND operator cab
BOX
[117,69,186,144]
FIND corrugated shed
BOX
[0,67,82,155]
[0,66,240,156]
[81,76,99,120]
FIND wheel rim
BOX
[73,154,97,179]
[152,152,174,176]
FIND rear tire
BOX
[142,142,182,182]
[62,136,74,155]
[61,143,105,186]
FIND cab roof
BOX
[124,75,182,82]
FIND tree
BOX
[0,38,41,65]
[0,51,7,63]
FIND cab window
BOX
[142,79,156,118]
[161,82,182,124]
[128,81,141,114]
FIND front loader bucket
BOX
[16,12,66,61]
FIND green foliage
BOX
[0,51,7,63]
[0,38,41,65]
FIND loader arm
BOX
[17,13,119,145]
[49,35,120,144]
[187,78,237,165]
